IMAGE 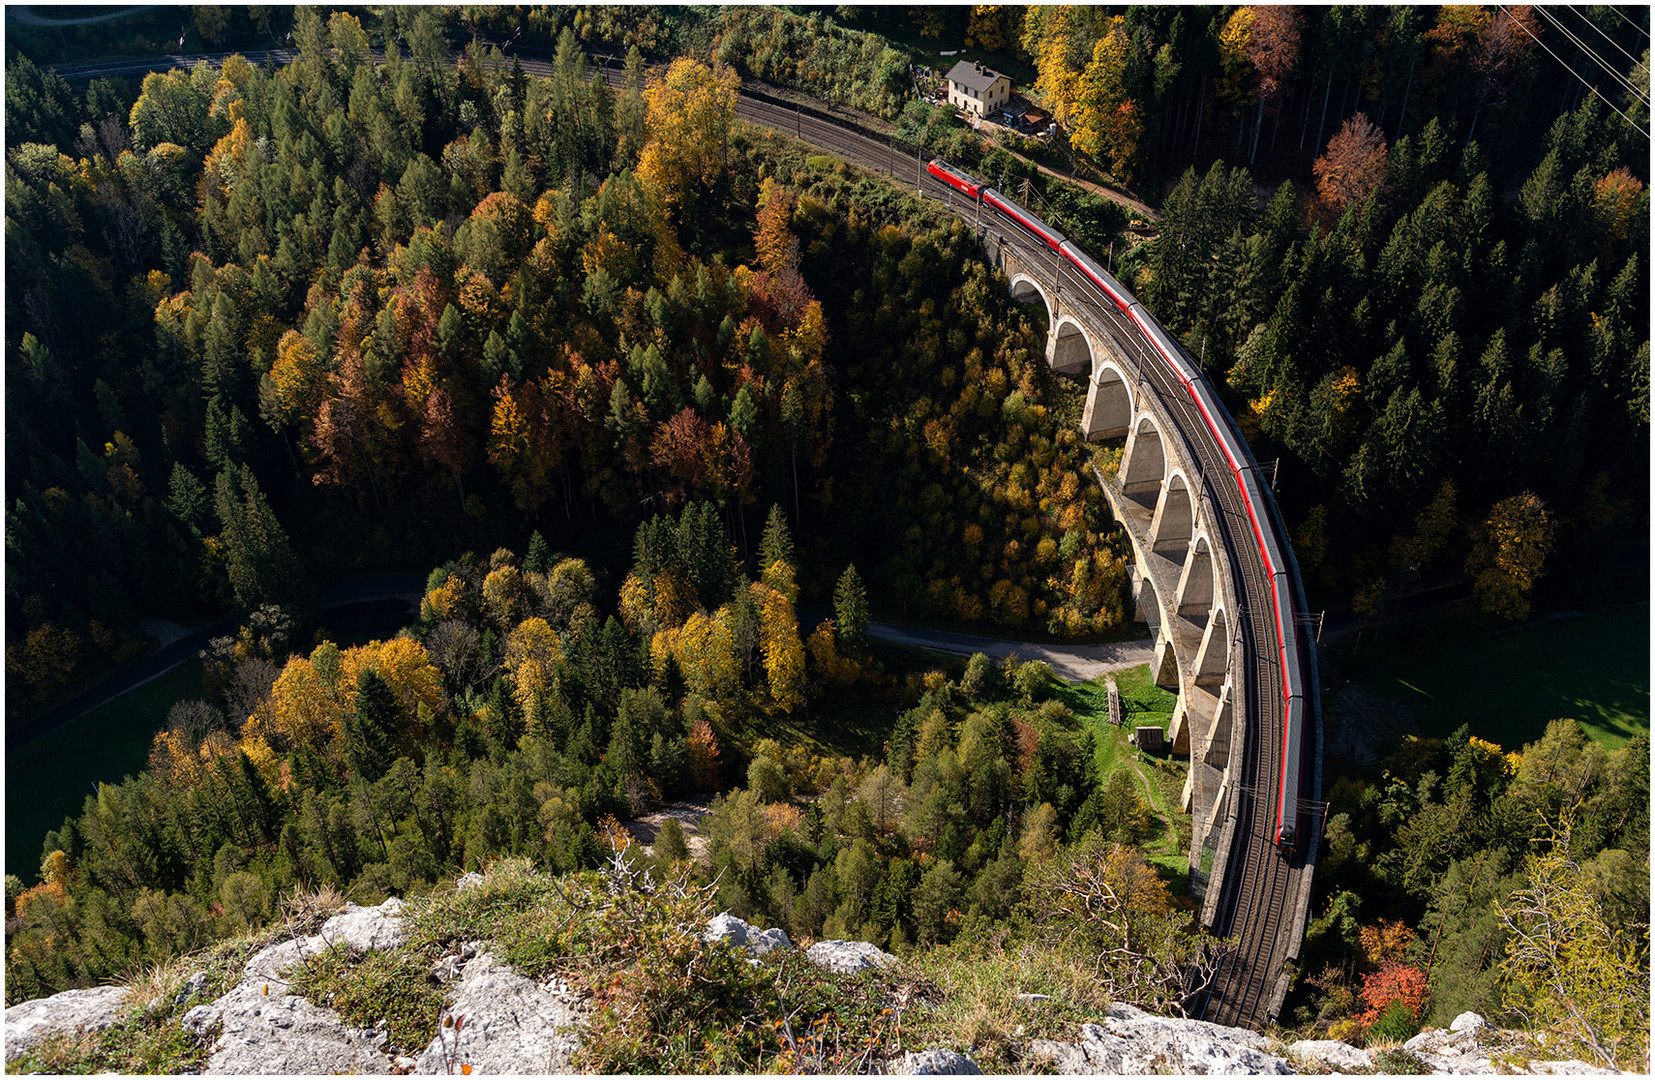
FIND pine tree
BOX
[524,530,550,575]
[214,465,310,612]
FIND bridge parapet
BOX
[994,241,1247,902]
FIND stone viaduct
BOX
[990,236,1322,1024]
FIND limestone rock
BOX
[186,896,409,1074]
[1023,1004,1294,1075]
[3,985,130,1061]
[455,872,485,891]
[412,951,583,1074]
[174,970,211,1009]
[805,939,897,974]
[1524,1061,1623,1075]
[242,898,407,993]
[181,1003,219,1037]
[704,912,792,956]
[1387,1020,1629,1075]
[891,1047,984,1074]
[1289,1038,1372,1071]
[1452,1012,1488,1034]
[202,982,390,1075]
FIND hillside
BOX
[0,857,1628,1075]
[3,5,1648,1072]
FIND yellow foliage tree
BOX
[148,728,205,789]
[806,618,860,686]
[754,579,805,713]
[1070,19,1143,180]
[1358,918,1418,967]
[636,58,740,208]
[675,608,743,703]
[6,623,81,700]
[1466,491,1553,621]
[257,648,348,754]
[505,616,563,712]
[339,638,446,738]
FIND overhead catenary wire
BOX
[1501,5,1650,137]
[1569,4,1648,73]
[1529,5,1649,107]
[1605,3,1651,42]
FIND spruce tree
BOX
[524,529,550,575]
[346,669,396,782]
[759,503,794,574]
[834,564,870,660]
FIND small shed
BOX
[946,59,1013,117]
[1131,726,1166,752]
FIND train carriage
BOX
[927,157,1310,854]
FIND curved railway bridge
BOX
[45,44,1321,1029]
[727,98,1327,1027]
[734,86,1327,1025]
[989,234,1324,1027]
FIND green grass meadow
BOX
[7,660,205,881]
[1356,604,1649,752]
[1059,665,1189,877]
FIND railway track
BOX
[46,43,1309,1029]
[756,103,1312,1028]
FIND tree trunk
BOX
[1193,71,1207,157]
[1395,50,1416,139]
[1315,70,1332,153]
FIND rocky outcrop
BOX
[198,982,391,1075]
[411,950,584,1075]
[1288,1038,1373,1071]
[10,886,1630,1078]
[4,986,130,1061]
[805,939,898,974]
[1024,1004,1295,1074]
[704,912,792,956]
[1396,1013,1625,1076]
[192,898,409,1075]
[889,1047,984,1074]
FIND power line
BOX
[1606,4,1651,43]
[1571,5,1646,71]
[1531,5,1648,107]
[1502,5,1649,138]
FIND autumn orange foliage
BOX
[1357,963,1429,1026]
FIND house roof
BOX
[946,59,1008,94]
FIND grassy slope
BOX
[1057,665,1189,877]
[1345,604,1649,751]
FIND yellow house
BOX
[946,59,1012,117]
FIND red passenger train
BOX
[928,158,1307,852]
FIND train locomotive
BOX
[928,158,1307,852]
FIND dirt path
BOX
[623,798,715,857]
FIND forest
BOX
[3,4,1649,1071]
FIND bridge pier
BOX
[983,213,1315,1030]
[1003,241,1251,924]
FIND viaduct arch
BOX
[990,238,1322,1029]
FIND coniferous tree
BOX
[833,564,870,661]
[759,504,794,575]
[346,669,397,782]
